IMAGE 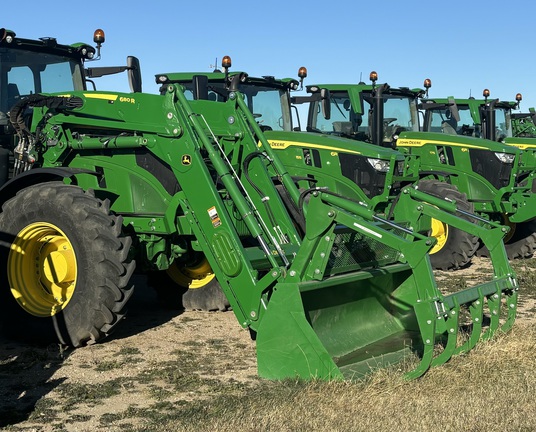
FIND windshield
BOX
[181,81,292,132]
[242,85,291,132]
[426,103,512,140]
[427,104,478,136]
[0,48,84,113]
[380,95,419,139]
[512,112,536,137]
[494,107,512,140]
[310,91,359,135]
[309,90,418,143]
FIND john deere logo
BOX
[182,155,192,165]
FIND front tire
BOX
[148,257,229,312]
[417,180,479,270]
[477,218,536,259]
[0,182,135,347]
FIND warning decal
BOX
[208,206,221,228]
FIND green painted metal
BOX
[0,84,516,380]
[156,71,500,271]
[301,83,536,255]
[0,34,521,380]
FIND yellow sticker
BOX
[208,206,221,228]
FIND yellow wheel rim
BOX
[429,217,448,254]
[167,258,215,289]
[8,222,77,317]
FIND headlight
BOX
[367,158,390,172]
[494,152,515,163]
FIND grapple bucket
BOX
[255,192,518,380]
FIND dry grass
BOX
[141,324,536,432]
[1,258,536,431]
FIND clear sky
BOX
[4,0,536,109]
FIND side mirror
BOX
[321,88,331,120]
[127,56,142,93]
[448,97,460,122]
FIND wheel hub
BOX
[167,258,215,289]
[8,222,77,317]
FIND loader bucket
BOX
[256,265,426,380]
[256,262,517,380]
[254,193,518,381]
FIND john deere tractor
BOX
[0,30,518,380]
[0,27,224,311]
[300,74,536,260]
[419,89,536,258]
[156,60,490,271]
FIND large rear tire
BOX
[417,180,479,270]
[0,182,135,347]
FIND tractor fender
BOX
[0,167,97,207]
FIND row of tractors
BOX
[0,28,527,380]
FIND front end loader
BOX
[0,74,518,380]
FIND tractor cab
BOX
[0,28,142,186]
[299,77,421,148]
[156,56,304,132]
[420,89,518,142]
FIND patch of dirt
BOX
[1,260,534,431]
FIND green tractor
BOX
[419,89,536,257]
[299,74,536,260]
[0,30,518,380]
[156,61,487,271]
[0,27,223,312]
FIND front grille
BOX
[326,229,403,275]
[514,172,536,192]
[469,149,512,189]
[395,160,405,176]
[339,153,387,199]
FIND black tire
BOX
[0,182,135,347]
[417,180,479,270]
[182,279,230,312]
[477,219,536,259]
[147,259,230,312]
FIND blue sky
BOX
[4,0,536,109]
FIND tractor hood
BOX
[264,130,406,161]
[397,131,522,155]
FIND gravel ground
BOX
[1,258,534,431]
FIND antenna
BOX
[210,57,219,72]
